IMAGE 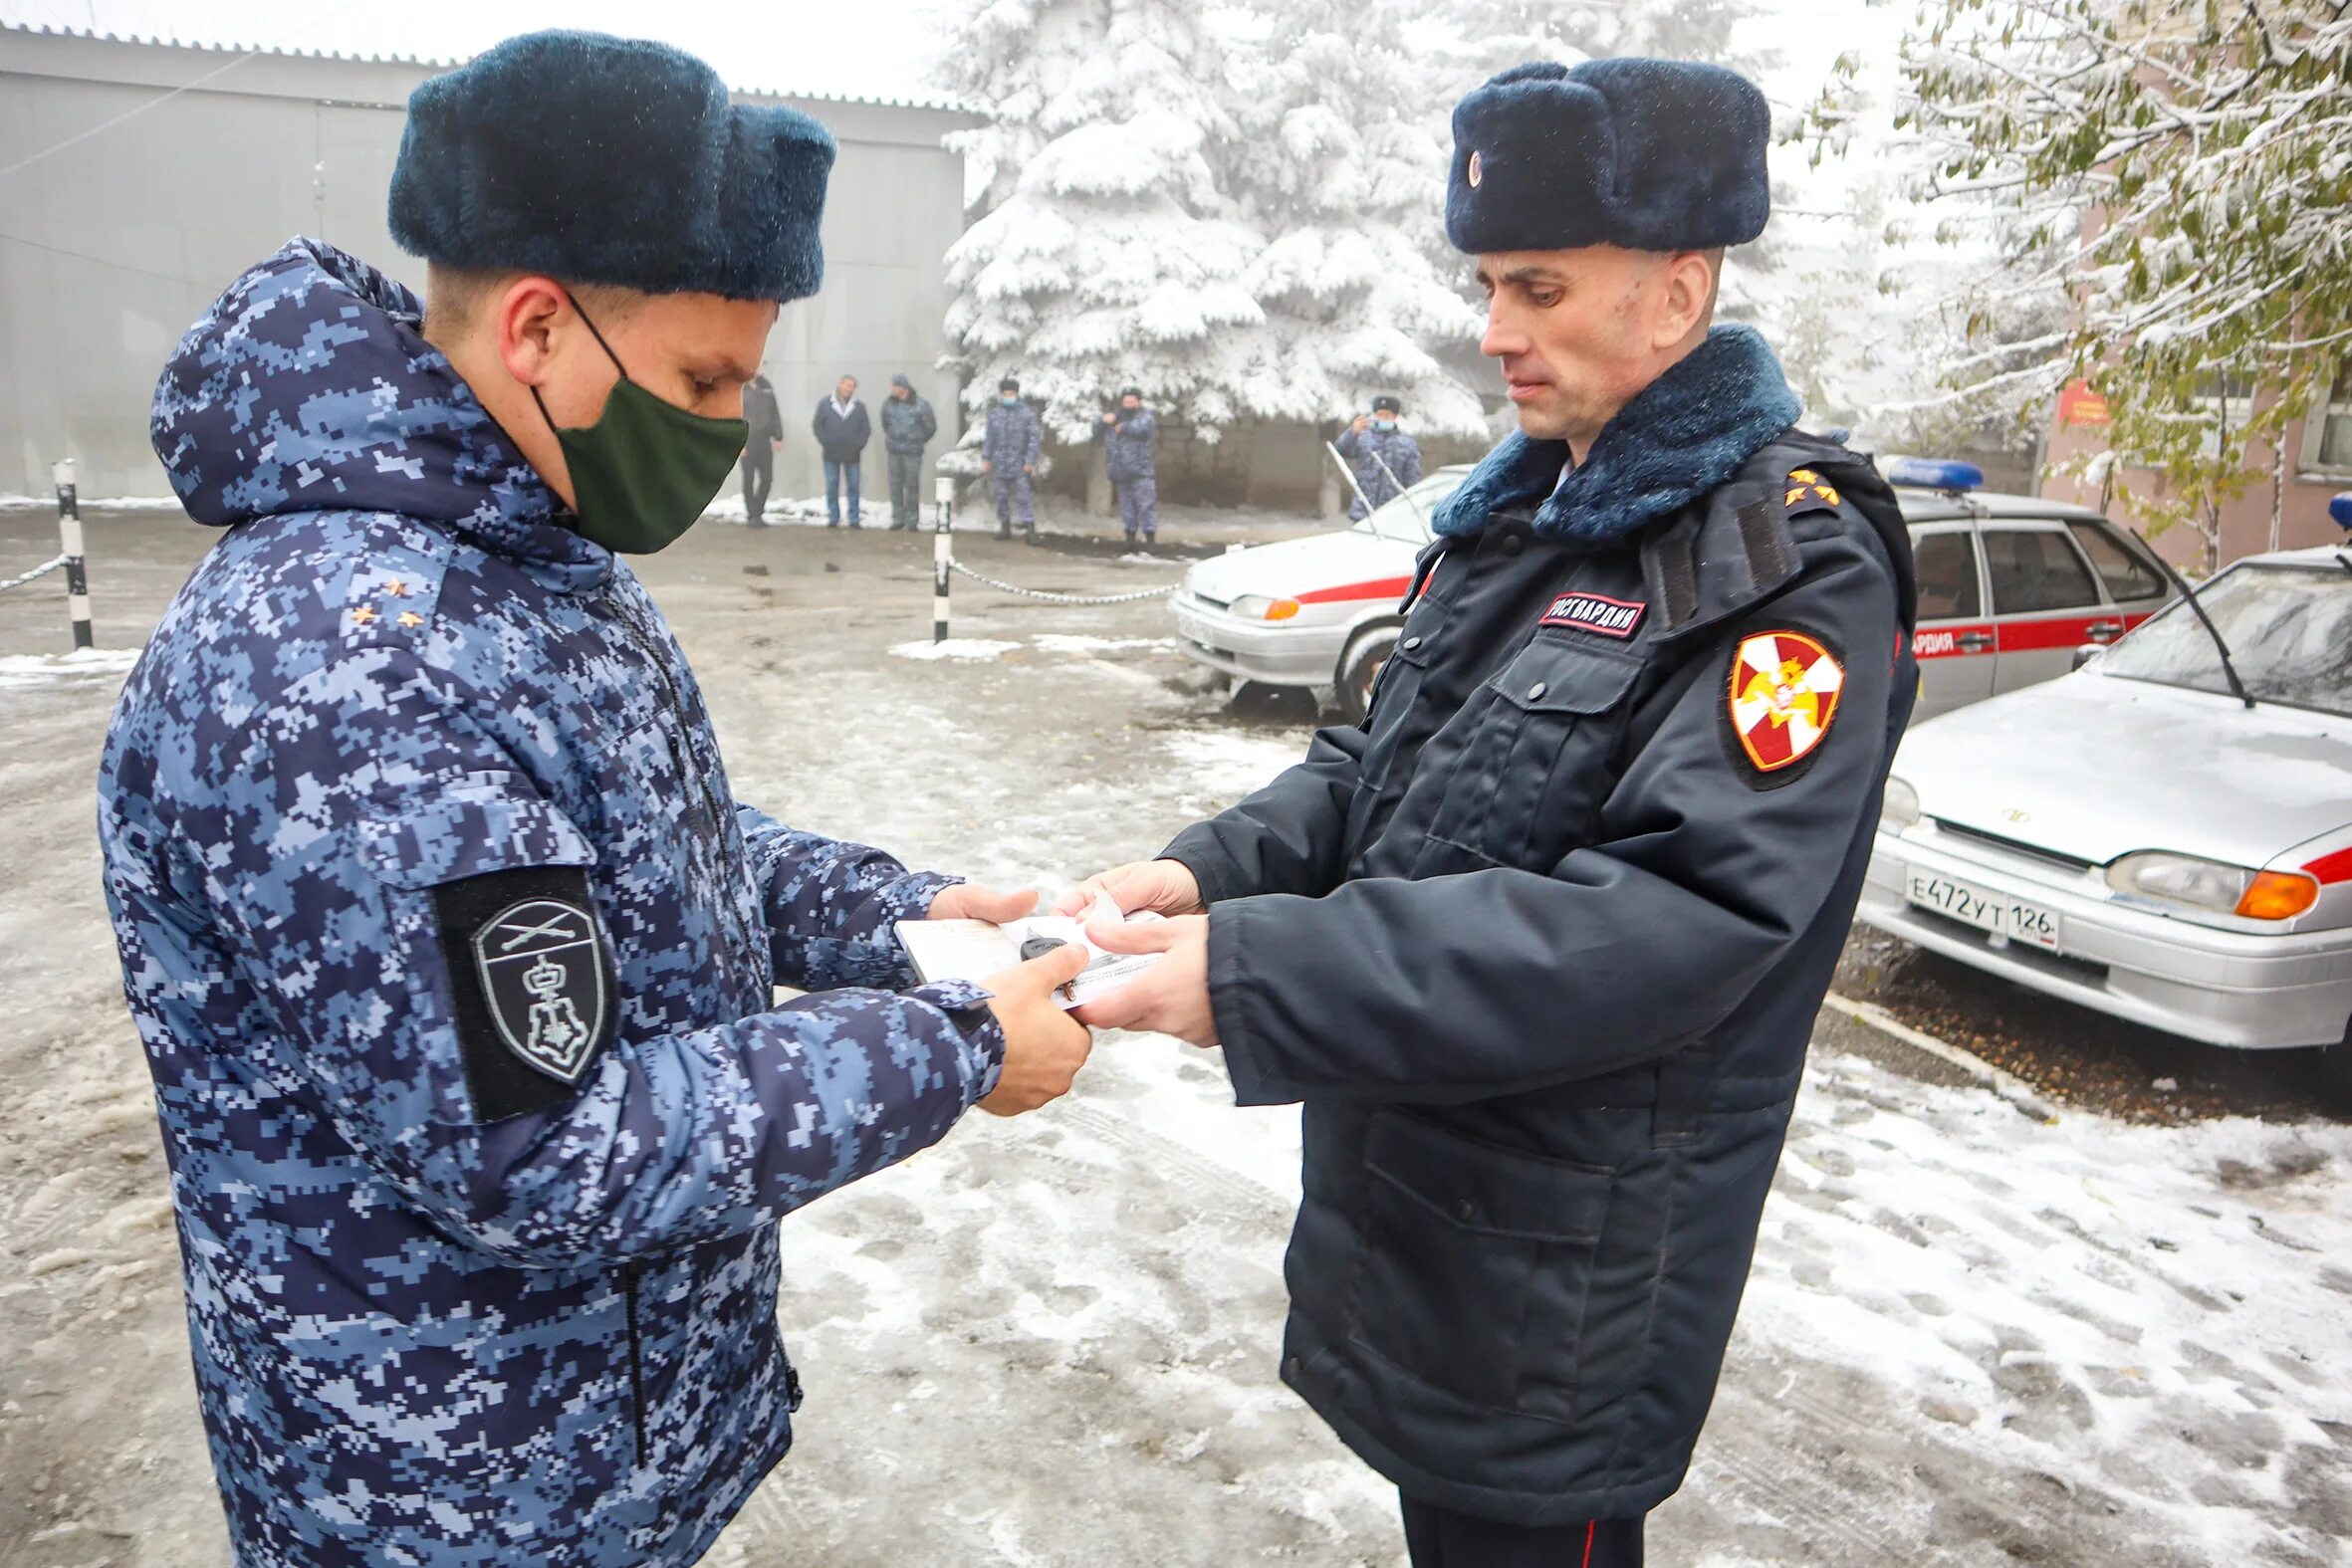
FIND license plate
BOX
[1905,870,2061,951]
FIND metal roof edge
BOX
[0,23,975,115]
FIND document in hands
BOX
[896,894,1167,1009]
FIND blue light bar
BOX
[2332,492,2352,532]
[1885,457,1985,493]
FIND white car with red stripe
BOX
[1890,459,2174,720]
[1171,467,1468,719]
[1173,455,2175,722]
[1862,541,2352,1074]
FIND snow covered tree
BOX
[1839,0,2352,550]
[1218,0,1490,438]
[934,0,1267,444]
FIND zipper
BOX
[621,1262,648,1466]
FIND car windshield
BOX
[2096,563,2352,716]
[1352,475,1457,545]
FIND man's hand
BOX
[978,944,1094,1115]
[981,459,993,474]
[1350,414,1370,435]
[927,882,1041,924]
[1023,464,1035,475]
[1052,859,1202,920]
[1101,412,1117,425]
[1070,914,1216,1047]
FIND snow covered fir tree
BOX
[934,0,1494,504]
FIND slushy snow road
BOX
[1,510,2343,1566]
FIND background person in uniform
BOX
[739,368,783,525]
[1060,58,1916,1568]
[97,32,1093,1568]
[982,373,1043,542]
[1098,384,1159,549]
[813,371,871,527]
[1336,392,1423,519]
[881,372,937,530]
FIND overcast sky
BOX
[0,0,955,103]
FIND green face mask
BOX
[532,301,749,556]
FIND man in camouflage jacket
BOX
[97,32,1087,1568]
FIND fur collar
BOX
[1435,325,1801,545]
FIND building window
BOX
[2314,359,2352,471]
[2194,372,2256,460]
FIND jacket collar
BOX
[1434,325,1801,547]
[151,237,612,591]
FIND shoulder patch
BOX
[1727,628,1845,781]
[432,866,614,1121]
[1783,468,1842,517]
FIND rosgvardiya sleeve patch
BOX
[431,865,617,1121]
[1725,626,1846,786]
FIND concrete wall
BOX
[0,28,973,504]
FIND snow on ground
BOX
[0,495,182,512]
[1738,1051,2349,1562]
[0,647,140,687]
[890,638,1023,662]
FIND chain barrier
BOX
[945,558,1178,606]
[0,554,67,596]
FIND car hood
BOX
[1897,671,2352,868]
[1182,528,1419,603]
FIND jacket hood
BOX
[1436,324,1801,546]
[150,237,602,574]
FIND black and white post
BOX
[54,459,92,650]
[932,473,954,645]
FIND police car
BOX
[1862,509,2352,1081]
[1889,459,2174,720]
[1170,456,2174,722]
[1171,467,1472,720]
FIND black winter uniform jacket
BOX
[1165,427,1916,1524]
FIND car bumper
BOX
[1169,599,1345,686]
[1859,826,2352,1050]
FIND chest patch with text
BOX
[1538,591,1646,639]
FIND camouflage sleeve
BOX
[1397,435,1423,488]
[733,802,952,992]
[1335,427,1361,459]
[1023,409,1043,468]
[198,648,1004,1266]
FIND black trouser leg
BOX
[1399,1494,1643,1568]
[741,450,772,523]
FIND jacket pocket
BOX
[1423,636,1644,868]
[1342,1110,1613,1416]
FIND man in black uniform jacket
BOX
[1062,57,1918,1568]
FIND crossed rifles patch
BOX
[1728,629,1845,775]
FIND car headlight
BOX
[2105,851,2319,920]
[1880,776,1921,834]
[1228,594,1300,622]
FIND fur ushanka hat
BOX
[1446,59,1771,255]
[390,30,836,302]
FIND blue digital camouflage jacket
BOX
[981,397,1043,471]
[98,237,1007,1568]
[1335,423,1424,520]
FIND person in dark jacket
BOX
[981,375,1043,542]
[1336,393,1424,520]
[880,372,938,530]
[813,373,870,527]
[740,369,783,525]
[100,33,1094,1568]
[1060,58,1915,1568]
[1097,385,1159,548]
